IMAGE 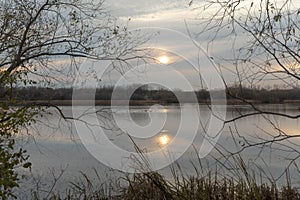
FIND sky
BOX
[71,0,300,90]
[91,0,227,91]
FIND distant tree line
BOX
[225,87,300,103]
[0,86,299,103]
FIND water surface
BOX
[17,104,300,197]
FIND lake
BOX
[16,104,300,197]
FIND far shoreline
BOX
[4,99,300,106]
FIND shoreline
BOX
[2,99,300,106]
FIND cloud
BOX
[107,0,190,17]
[106,0,203,31]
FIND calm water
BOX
[16,104,300,197]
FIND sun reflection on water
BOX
[161,108,168,113]
[158,134,170,145]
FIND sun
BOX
[158,56,169,64]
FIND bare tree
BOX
[190,0,300,182]
[0,0,144,198]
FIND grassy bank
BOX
[27,171,300,200]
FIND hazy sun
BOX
[158,56,169,64]
[159,135,170,145]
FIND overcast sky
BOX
[94,0,226,91]
[72,0,300,90]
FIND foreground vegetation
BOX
[29,172,300,200]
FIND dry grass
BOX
[31,171,300,200]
